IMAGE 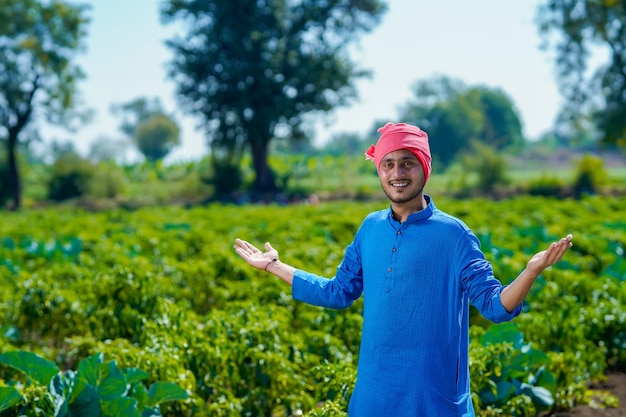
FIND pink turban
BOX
[364,122,432,183]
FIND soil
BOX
[548,372,626,417]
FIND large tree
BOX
[112,97,180,162]
[399,76,524,169]
[161,0,387,193]
[536,0,626,147]
[0,0,90,209]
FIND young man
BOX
[234,122,573,416]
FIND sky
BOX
[47,0,565,163]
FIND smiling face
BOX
[378,149,426,208]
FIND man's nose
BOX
[394,165,407,176]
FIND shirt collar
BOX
[387,194,435,225]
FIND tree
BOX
[161,0,387,194]
[399,76,524,169]
[111,97,180,162]
[536,0,626,147]
[318,132,370,157]
[0,0,90,210]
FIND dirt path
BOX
[549,372,626,417]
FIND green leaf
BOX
[0,386,22,412]
[146,382,188,407]
[102,397,141,417]
[503,348,551,379]
[77,353,105,386]
[141,406,162,417]
[98,361,128,401]
[124,368,149,385]
[0,350,59,386]
[129,381,149,410]
[532,366,558,395]
[480,380,515,405]
[479,323,524,349]
[50,371,76,417]
[68,384,101,417]
[519,382,554,409]
[74,355,127,402]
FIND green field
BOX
[0,195,625,416]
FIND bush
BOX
[87,161,127,199]
[573,154,608,196]
[47,153,96,201]
[460,141,509,193]
[200,157,243,198]
[527,174,565,196]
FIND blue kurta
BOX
[292,196,521,416]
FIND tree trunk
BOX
[6,132,21,210]
[249,138,278,194]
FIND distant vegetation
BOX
[1,135,623,211]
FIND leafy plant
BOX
[471,323,555,415]
[0,351,188,416]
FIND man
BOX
[234,122,573,416]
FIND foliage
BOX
[536,0,626,147]
[47,152,95,201]
[134,114,180,162]
[0,351,188,416]
[203,157,244,199]
[160,0,387,193]
[399,75,524,168]
[0,0,90,209]
[111,97,180,162]
[470,323,555,415]
[527,174,566,197]
[0,196,625,416]
[459,140,510,194]
[87,162,127,200]
[572,153,609,195]
[46,153,127,202]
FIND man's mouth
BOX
[391,181,409,188]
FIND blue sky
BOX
[51,0,564,162]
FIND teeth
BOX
[392,182,408,187]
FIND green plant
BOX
[459,140,509,194]
[47,153,96,201]
[470,323,556,415]
[87,162,127,199]
[0,351,188,416]
[527,174,565,196]
[572,153,608,195]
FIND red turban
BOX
[364,122,432,183]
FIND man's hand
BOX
[234,238,279,271]
[526,234,573,275]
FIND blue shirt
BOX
[292,196,521,416]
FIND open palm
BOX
[526,234,573,275]
[233,238,279,270]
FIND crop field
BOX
[0,195,625,416]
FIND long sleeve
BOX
[291,235,364,310]
[458,230,522,322]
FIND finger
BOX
[238,239,260,254]
[548,238,572,263]
[264,242,275,253]
[233,246,249,261]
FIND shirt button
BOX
[397,231,401,235]
[392,248,397,252]
[388,268,392,272]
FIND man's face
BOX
[378,149,426,205]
